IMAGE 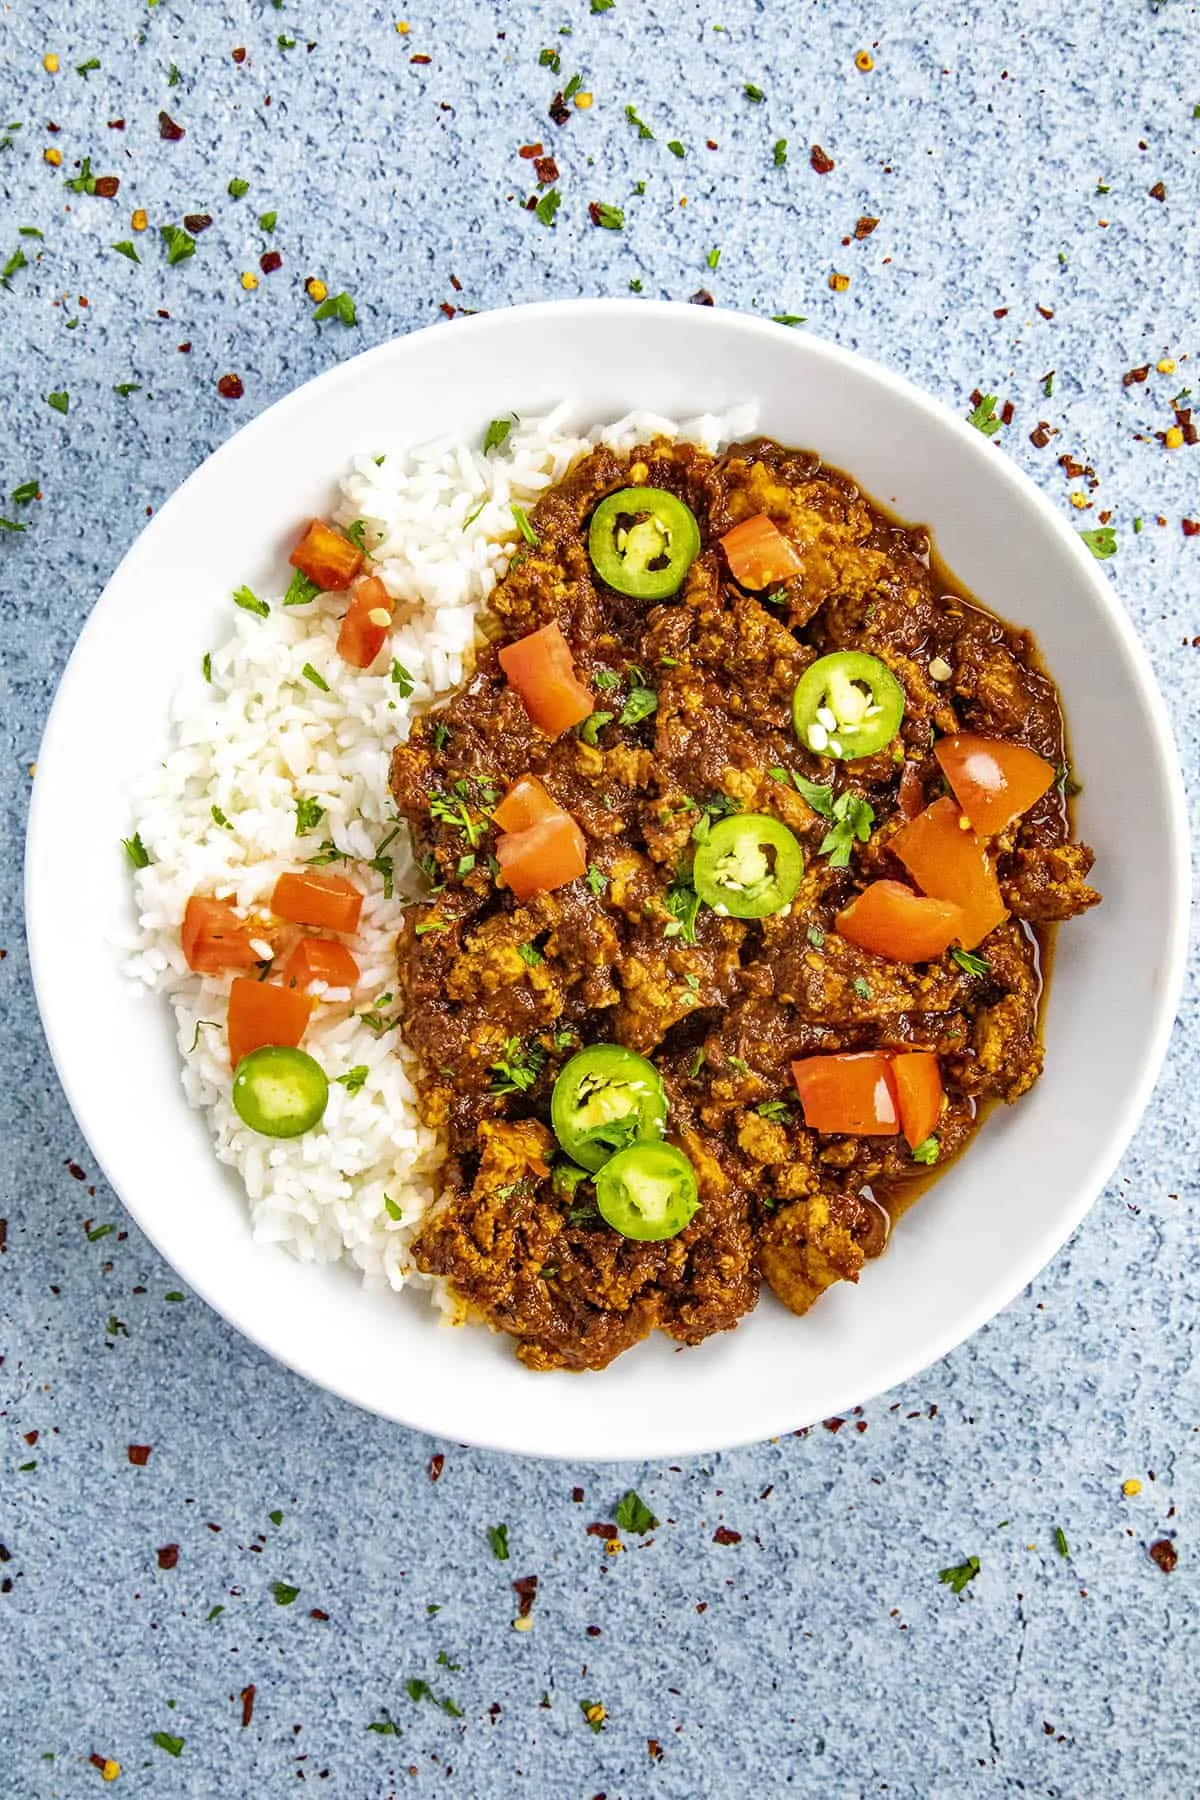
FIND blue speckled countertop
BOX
[1,2,1197,1793]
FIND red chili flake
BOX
[47,121,61,133]
[260,250,282,274]
[690,289,715,306]
[79,296,89,308]
[534,155,559,187]
[178,341,192,353]
[0,1220,7,1254]
[23,1431,38,1446]
[449,273,463,292]
[1148,180,1166,202]
[572,1487,585,1503]
[706,138,718,149]
[240,1684,256,1727]
[647,1739,664,1762]
[65,1160,87,1182]
[712,1526,742,1545]
[1182,519,1200,537]
[93,175,120,198]
[549,92,570,127]
[1149,1538,1178,1572]
[217,373,245,399]
[411,53,432,65]
[1000,400,1015,425]
[1036,305,1055,320]
[439,301,456,319]
[184,213,213,233]
[1029,421,1057,448]
[158,111,186,141]
[512,1574,538,1617]
[522,195,538,212]
[427,1452,445,1482]
[586,1624,601,1637]
[156,1543,180,1569]
[107,118,125,129]
[850,217,879,241]
[1123,364,1151,386]
[232,47,247,64]
[157,308,170,319]
[309,1607,329,1621]
[695,1600,707,1613]
[586,1522,618,1541]
[855,1420,869,1433]
[128,1444,152,1464]
[993,307,1009,319]
[822,1416,845,1433]
[810,144,835,174]
[518,143,544,159]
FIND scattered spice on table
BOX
[1149,1538,1178,1573]
[240,1684,256,1727]
[156,1543,179,1569]
[158,111,185,140]
[128,1444,152,1465]
[217,373,244,399]
[810,143,835,174]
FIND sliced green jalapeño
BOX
[232,1044,329,1138]
[692,813,804,918]
[595,1142,700,1242]
[588,486,701,600]
[792,651,905,759]
[550,1044,668,1172]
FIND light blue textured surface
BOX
[1,2,1197,1794]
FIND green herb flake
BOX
[773,137,788,166]
[18,227,44,241]
[112,240,140,263]
[301,661,330,691]
[938,1555,981,1595]
[258,210,277,234]
[535,188,562,228]
[228,177,249,198]
[47,390,69,414]
[1053,1525,1069,1559]
[210,804,232,830]
[511,503,539,546]
[744,82,766,102]
[122,831,151,869]
[580,1699,606,1735]
[806,924,825,949]
[489,1035,547,1096]
[591,0,615,11]
[538,47,562,73]
[86,1222,114,1242]
[367,1711,401,1736]
[706,246,721,270]
[76,57,101,76]
[113,382,141,396]
[271,1580,300,1606]
[160,223,197,266]
[518,942,544,967]
[664,878,701,944]
[283,568,321,607]
[164,1290,185,1302]
[853,976,872,1000]
[772,313,806,327]
[268,1509,283,1527]
[487,1523,510,1561]
[1078,525,1117,561]
[818,791,874,868]
[151,1732,184,1758]
[313,290,357,326]
[206,1604,224,1621]
[614,1489,658,1534]
[580,709,614,746]
[592,202,624,230]
[950,946,990,977]
[912,1135,940,1165]
[335,1065,369,1093]
[232,584,269,618]
[624,103,654,139]
[168,62,181,86]
[384,1196,404,1222]
[1,247,28,286]
[619,685,657,726]
[756,1100,791,1123]
[1133,515,1143,534]
[563,73,583,102]
[586,864,608,897]
[64,156,97,195]
[966,394,1001,437]
[295,797,325,835]
[667,139,686,159]
[1043,370,1055,398]
[628,277,644,292]
[483,416,513,455]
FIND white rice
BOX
[121,403,757,1298]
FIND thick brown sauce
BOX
[387,434,1101,1370]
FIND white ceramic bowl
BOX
[25,301,1189,1460]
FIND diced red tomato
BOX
[492,773,561,834]
[836,880,967,964]
[791,1052,900,1136]
[891,1052,944,1150]
[271,870,364,933]
[289,518,363,591]
[227,977,313,1067]
[495,812,587,902]
[497,622,593,737]
[337,574,393,669]
[283,936,360,991]
[719,514,805,590]
[181,895,260,974]
[933,733,1055,837]
[891,796,1008,950]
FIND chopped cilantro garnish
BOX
[160,223,196,266]
[113,382,141,396]
[47,390,69,414]
[950,947,990,977]
[86,1223,114,1242]
[10,479,38,505]
[487,1523,510,1561]
[335,1065,369,1093]
[756,1100,791,1123]
[228,177,249,198]
[76,57,101,76]
[667,139,686,159]
[664,878,701,943]
[625,103,654,139]
[284,568,321,606]
[614,1489,658,1533]
[819,791,874,868]
[271,1581,300,1606]
[295,797,325,834]
[367,1712,401,1736]
[591,0,615,10]
[592,668,620,689]
[912,1135,940,1165]
[112,240,140,263]
[580,1699,606,1734]
[538,47,562,73]
[344,518,369,553]
[853,976,872,1000]
[591,202,624,230]
[535,188,562,227]
[585,864,607,896]
[482,416,513,455]
[17,227,43,240]
[313,290,357,325]
[64,156,97,195]
[384,1196,404,1221]
[771,314,806,326]
[1043,370,1055,397]
[706,245,721,269]
[511,503,538,545]
[301,661,329,691]
[619,685,657,726]
[1053,1525,1069,1558]
[489,1036,547,1095]
[202,652,213,682]
[579,710,614,746]
[206,1605,224,1621]
[563,72,583,101]
[210,803,232,830]
[937,1555,980,1595]
[966,394,1001,437]
[773,137,788,166]
[150,1732,184,1758]
[232,584,268,617]
[390,658,414,696]
[744,82,766,101]
[1078,526,1117,560]
[518,942,544,967]
[122,831,150,869]
[807,924,825,949]
[1,247,28,286]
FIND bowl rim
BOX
[25,298,1192,1458]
